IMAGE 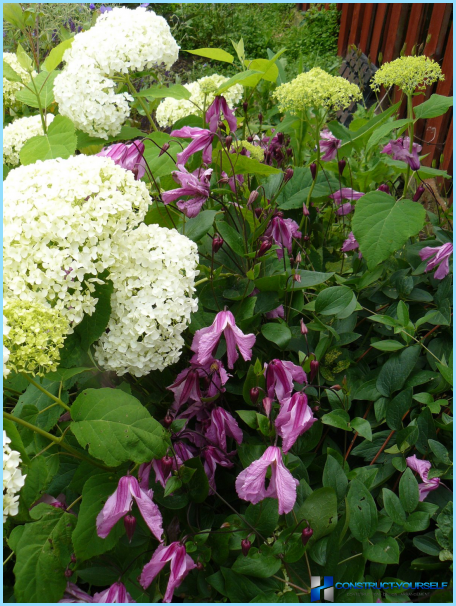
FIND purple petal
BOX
[96,476,134,539]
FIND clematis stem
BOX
[212,489,266,542]
[66,495,82,512]
[20,373,70,411]
[125,74,158,132]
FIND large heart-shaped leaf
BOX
[20,115,77,165]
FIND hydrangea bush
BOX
[3,4,453,604]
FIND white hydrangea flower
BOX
[156,74,243,128]
[94,224,199,377]
[54,7,179,138]
[3,52,33,110]
[3,431,26,523]
[3,113,55,166]
[3,155,150,329]
[3,309,10,379]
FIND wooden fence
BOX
[298,4,453,186]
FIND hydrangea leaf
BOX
[19,115,77,165]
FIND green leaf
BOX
[352,192,426,269]
[76,125,145,150]
[350,417,372,441]
[3,4,26,29]
[15,70,58,108]
[19,456,58,515]
[428,439,452,465]
[19,115,77,165]
[2,419,30,465]
[413,535,441,556]
[214,150,282,176]
[237,410,258,428]
[42,38,73,72]
[3,60,22,82]
[414,94,453,120]
[185,47,234,63]
[16,43,33,72]
[136,83,191,100]
[261,323,291,348]
[404,511,430,532]
[216,221,245,256]
[183,210,217,242]
[164,476,182,497]
[386,389,412,430]
[245,499,279,536]
[72,472,124,561]
[322,455,348,501]
[382,488,406,525]
[74,277,112,351]
[321,409,350,431]
[286,270,333,290]
[232,549,282,578]
[371,340,405,352]
[376,346,420,397]
[347,479,378,541]
[399,468,420,513]
[70,388,167,466]
[297,487,338,541]
[184,457,210,503]
[365,537,400,564]
[315,286,354,316]
[366,118,411,151]
[13,505,77,602]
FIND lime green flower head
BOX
[238,140,265,162]
[272,67,362,114]
[371,55,444,95]
[3,299,68,377]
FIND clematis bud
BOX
[413,185,425,202]
[284,167,294,183]
[124,514,136,543]
[196,562,204,571]
[287,147,293,157]
[70,554,77,563]
[247,190,260,207]
[250,387,260,404]
[221,522,231,528]
[277,132,285,145]
[258,237,272,257]
[312,405,320,412]
[330,384,341,391]
[218,176,230,184]
[377,183,390,193]
[289,256,294,265]
[301,527,313,546]
[225,136,233,148]
[338,159,346,175]
[243,101,248,113]
[212,235,224,253]
[258,113,263,124]
[296,252,302,264]
[310,163,317,180]
[163,412,174,428]
[262,397,273,417]
[303,235,310,242]
[293,273,301,283]
[247,135,253,143]
[254,207,263,219]
[218,120,226,132]
[300,319,308,335]
[310,360,319,383]
[64,567,73,578]
[159,142,170,157]
[241,539,252,556]
[303,203,310,217]
[162,456,174,477]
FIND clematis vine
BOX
[171,126,214,166]
[191,310,256,369]
[419,243,453,280]
[275,392,317,453]
[264,213,302,259]
[162,165,212,218]
[97,140,146,180]
[206,95,237,133]
[264,359,307,402]
[205,406,243,451]
[406,455,440,501]
[319,129,341,161]
[382,136,422,171]
[139,542,197,602]
[96,475,163,542]
[235,446,299,514]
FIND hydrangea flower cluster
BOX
[54,7,179,137]
[156,74,243,127]
[272,67,362,114]
[3,299,68,377]
[3,155,149,328]
[3,311,10,379]
[94,223,199,377]
[3,113,55,166]
[371,55,444,94]
[3,52,33,110]
[3,431,26,523]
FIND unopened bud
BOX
[377,183,390,193]
[262,397,273,417]
[241,538,252,556]
[303,235,310,242]
[225,135,232,148]
[310,360,319,383]
[289,256,295,265]
[310,163,317,181]
[159,142,170,157]
[247,135,253,143]
[312,405,320,412]
[250,387,260,404]
[258,113,263,123]
[287,147,293,157]
[218,176,230,184]
[221,522,231,528]
[162,455,174,477]
[258,237,272,257]
[296,252,302,264]
[303,203,310,217]
[64,567,73,578]
[212,235,224,253]
[338,159,346,175]
[163,412,173,428]
[301,527,313,546]
[243,101,248,113]
[300,319,308,335]
[254,207,263,219]
[124,514,136,543]
[284,167,294,183]
[413,185,425,202]
[196,562,204,570]
[330,384,341,391]
[293,273,301,283]
[70,554,77,563]
[247,190,260,207]
[277,132,284,145]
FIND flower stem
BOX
[125,75,158,132]
[21,373,70,411]
[403,93,415,198]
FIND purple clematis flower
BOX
[265,305,285,320]
[96,475,163,542]
[275,392,317,453]
[59,583,93,603]
[191,310,256,369]
[264,214,302,260]
[382,136,422,171]
[206,96,237,133]
[377,183,390,193]
[236,446,298,514]
[147,442,195,489]
[205,407,243,451]
[139,542,197,602]
[336,202,354,216]
[406,455,440,501]
[319,129,341,161]
[97,140,146,180]
[264,359,307,402]
[168,367,202,409]
[93,583,135,603]
[330,188,365,204]
[221,170,244,193]
[171,126,214,166]
[341,232,360,253]
[162,165,212,218]
[419,243,453,280]
[202,445,235,493]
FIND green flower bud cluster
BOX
[371,55,444,95]
[3,299,68,377]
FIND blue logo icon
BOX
[311,576,334,602]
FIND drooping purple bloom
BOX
[275,392,317,453]
[202,445,235,493]
[59,583,93,603]
[264,359,307,402]
[406,455,440,501]
[206,96,237,133]
[93,583,135,603]
[96,475,163,542]
[150,442,195,488]
[235,446,299,514]
[377,183,390,193]
[97,140,146,180]
[319,129,341,161]
[336,202,354,216]
[139,542,197,602]
[341,232,360,253]
[265,305,285,320]
[162,165,212,218]
[168,367,202,410]
[191,310,256,369]
[205,407,243,451]
[171,126,214,166]
[264,215,302,260]
[419,243,453,280]
[221,170,244,193]
[330,188,365,204]
[382,136,422,171]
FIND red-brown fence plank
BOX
[337,3,354,56]
[348,3,364,47]
[404,3,425,55]
[382,4,404,63]
[368,3,388,63]
[424,4,450,58]
[359,4,375,54]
